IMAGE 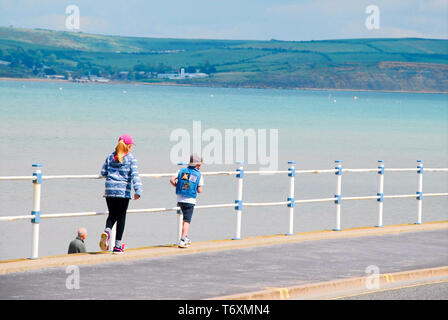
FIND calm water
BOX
[0,80,447,260]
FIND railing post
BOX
[376,160,385,227]
[30,163,42,259]
[416,160,424,224]
[177,207,183,243]
[286,161,296,235]
[333,160,343,231]
[233,162,244,240]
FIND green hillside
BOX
[0,27,447,92]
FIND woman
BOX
[99,134,142,254]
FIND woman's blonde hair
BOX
[115,139,132,163]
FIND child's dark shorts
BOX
[178,202,195,223]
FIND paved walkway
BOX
[0,222,447,299]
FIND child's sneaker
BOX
[184,236,192,245]
[178,238,189,248]
[99,230,110,251]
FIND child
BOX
[99,134,142,254]
[170,154,204,248]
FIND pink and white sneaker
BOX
[99,230,110,251]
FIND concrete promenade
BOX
[0,221,447,299]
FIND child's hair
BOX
[115,139,132,163]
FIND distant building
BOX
[157,68,209,80]
[89,76,110,83]
[45,75,65,80]
[157,71,179,79]
[185,72,209,79]
[73,76,90,83]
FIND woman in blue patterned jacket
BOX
[99,134,142,254]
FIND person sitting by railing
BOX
[68,227,87,254]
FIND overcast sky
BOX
[0,0,447,40]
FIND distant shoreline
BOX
[1,77,447,95]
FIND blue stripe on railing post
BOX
[416,160,424,224]
[30,163,42,259]
[286,161,296,236]
[333,160,343,231]
[376,160,385,227]
[233,162,244,240]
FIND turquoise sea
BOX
[0,79,447,260]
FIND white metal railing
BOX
[0,160,447,259]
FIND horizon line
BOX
[1,25,448,43]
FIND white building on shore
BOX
[157,68,208,80]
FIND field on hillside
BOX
[0,27,447,92]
